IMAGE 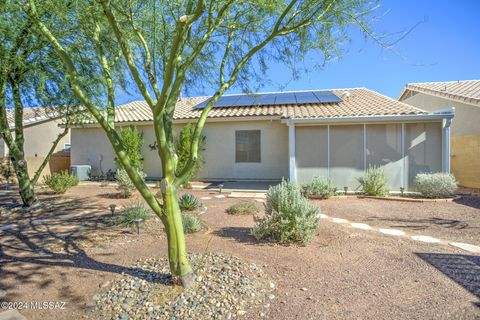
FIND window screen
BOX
[235,130,261,163]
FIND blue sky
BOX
[117,0,480,103]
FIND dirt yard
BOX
[0,184,479,320]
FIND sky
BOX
[117,0,480,103]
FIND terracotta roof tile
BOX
[400,80,480,106]
[80,88,426,125]
[5,107,60,129]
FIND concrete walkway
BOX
[321,214,480,254]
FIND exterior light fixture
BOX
[109,204,116,216]
[218,184,224,194]
[134,218,143,235]
[400,187,405,197]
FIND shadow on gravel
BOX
[212,227,259,244]
[0,199,168,298]
[453,196,480,210]
[416,252,480,306]
[368,217,469,231]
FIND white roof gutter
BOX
[282,108,454,125]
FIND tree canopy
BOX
[21,0,381,286]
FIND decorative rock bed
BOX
[91,253,275,320]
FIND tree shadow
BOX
[416,252,480,307]
[212,226,256,244]
[453,196,480,210]
[0,198,169,300]
[367,217,469,231]
[212,226,266,245]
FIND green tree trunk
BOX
[12,157,36,206]
[162,181,194,287]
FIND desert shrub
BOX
[175,123,206,185]
[114,201,151,227]
[302,177,337,199]
[178,193,201,211]
[226,201,259,215]
[116,168,146,198]
[251,180,320,245]
[43,171,79,194]
[182,214,202,233]
[356,166,389,196]
[114,126,144,170]
[415,173,457,198]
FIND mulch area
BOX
[0,184,479,320]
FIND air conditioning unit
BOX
[71,165,91,181]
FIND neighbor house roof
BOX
[78,88,426,125]
[5,107,61,129]
[398,80,480,106]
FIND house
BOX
[399,80,480,188]
[71,88,453,191]
[0,108,71,179]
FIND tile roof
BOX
[80,88,426,125]
[5,107,61,129]
[399,80,480,106]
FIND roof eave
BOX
[282,111,454,125]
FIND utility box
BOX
[71,165,91,181]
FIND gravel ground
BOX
[0,185,479,320]
[91,253,274,320]
[316,196,480,245]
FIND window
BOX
[235,130,261,163]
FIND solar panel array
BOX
[195,90,342,109]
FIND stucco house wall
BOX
[1,118,71,180]
[401,92,480,136]
[71,119,289,180]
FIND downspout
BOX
[442,117,452,173]
[287,118,296,182]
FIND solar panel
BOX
[195,90,341,109]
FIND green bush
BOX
[415,173,457,198]
[356,166,389,196]
[116,168,146,198]
[182,214,202,233]
[43,171,79,194]
[226,201,259,215]
[178,193,201,211]
[302,177,337,199]
[114,201,151,227]
[175,123,206,185]
[115,126,144,170]
[251,180,320,245]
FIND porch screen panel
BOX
[405,122,442,189]
[295,126,328,184]
[366,124,403,190]
[330,125,364,189]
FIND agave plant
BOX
[178,193,202,211]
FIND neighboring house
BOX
[399,80,480,188]
[71,88,453,191]
[0,108,71,180]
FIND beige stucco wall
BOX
[0,118,71,180]
[401,92,480,136]
[71,120,289,180]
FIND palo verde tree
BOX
[0,3,86,206]
[24,0,380,287]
